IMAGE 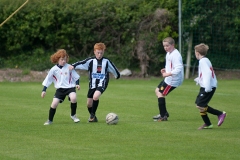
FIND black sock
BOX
[200,114,211,126]
[49,107,56,122]
[91,100,99,116]
[158,97,166,117]
[71,103,77,116]
[88,107,92,114]
[207,106,222,116]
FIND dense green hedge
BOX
[0,0,178,73]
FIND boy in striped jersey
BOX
[194,43,226,130]
[41,49,81,125]
[153,37,184,122]
[70,43,120,122]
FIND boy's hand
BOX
[194,77,199,85]
[160,68,165,74]
[162,72,172,77]
[205,88,212,92]
[41,91,46,98]
[69,65,74,70]
[76,85,80,90]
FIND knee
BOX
[87,104,92,108]
[155,88,159,94]
[69,96,77,103]
[71,98,77,103]
[87,101,92,108]
[196,106,207,114]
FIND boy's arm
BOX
[71,69,80,90]
[72,57,92,70]
[201,62,212,92]
[171,55,183,75]
[41,69,54,98]
[107,61,120,79]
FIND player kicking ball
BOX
[69,43,120,123]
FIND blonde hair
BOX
[194,43,209,56]
[94,42,106,51]
[163,37,175,45]
[50,49,69,64]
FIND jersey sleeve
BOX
[171,53,183,75]
[200,60,212,92]
[42,68,54,88]
[107,60,120,79]
[71,69,80,83]
[72,57,91,70]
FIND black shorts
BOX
[87,87,106,98]
[54,87,76,103]
[157,80,176,96]
[195,87,216,107]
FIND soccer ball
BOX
[106,112,119,125]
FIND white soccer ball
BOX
[106,112,119,125]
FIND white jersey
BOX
[164,49,184,87]
[196,57,217,91]
[42,63,80,89]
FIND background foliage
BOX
[182,0,240,70]
[0,0,175,73]
[0,0,240,75]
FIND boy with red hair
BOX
[70,43,120,122]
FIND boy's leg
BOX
[70,102,80,123]
[91,100,99,117]
[90,90,101,118]
[48,107,56,122]
[195,88,214,129]
[88,100,99,122]
[200,107,211,126]
[206,105,222,115]
[49,98,60,121]
[68,90,80,123]
[158,97,167,118]
[68,92,78,116]
[155,81,175,121]
[44,98,59,125]
[87,89,94,115]
[70,103,77,116]
[89,89,103,122]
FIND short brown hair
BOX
[94,43,106,51]
[50,49,69,64]
[163,37,175,45]
[194,43,209,56]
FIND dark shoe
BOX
[157,116,168,122]
[88,115,98,122]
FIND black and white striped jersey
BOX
[72,57,120,89]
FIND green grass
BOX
[0,77,239,160]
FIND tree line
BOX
[0,0,239,76]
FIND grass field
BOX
[0,77,239,160]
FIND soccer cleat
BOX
[157,116,168,122]
[198,124,213,130]
[88,115,98,122]
[153,112,169,119]
[218,111,226,126]
[44,120,52,125]
[70,114,80,123]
